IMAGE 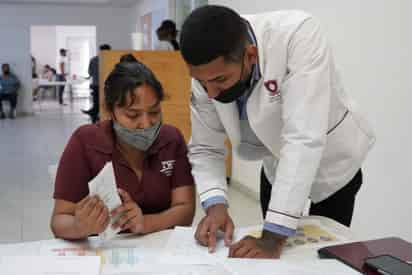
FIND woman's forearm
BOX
[50,214,88,240]
[142,203,195,234]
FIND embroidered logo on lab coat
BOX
[160,160,176,176]
[264,80,281,102]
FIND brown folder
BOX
[318,237,412,274]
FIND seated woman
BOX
[51,61,195,240]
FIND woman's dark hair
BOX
[104,61,164,112]
[119,53,138,63]
[170,40,180,51]
[99,44,112,51]
[157,20,180,50]
[158,20,178,38]
[180,5,247,65]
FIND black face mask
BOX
[3,70,10,75]
[213,55,249,104]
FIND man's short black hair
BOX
[180,5,247,66]
[100,44,112,51]
[104,61,164,113]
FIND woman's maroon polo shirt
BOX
[53,120,194,214]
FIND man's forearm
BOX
[261,229,288,245]
[256,229,288,256]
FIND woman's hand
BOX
[73,196,110,237]
[111,189,144,234]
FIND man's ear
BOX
[245,44,258,65]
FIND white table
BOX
[0,216,360,274]
[34,78,87,108]
[37,78,86,86]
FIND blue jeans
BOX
[0,92,17,113]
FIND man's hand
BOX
[229,230,287,259]
[73,196,110,237]
[111,189,144,234]
[195,204,234,253]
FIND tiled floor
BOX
[0,98,261,244]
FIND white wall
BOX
[31,25,96,92]
[130,0,171,50]
[210,0,412,241]
[55,25,96,58]
[55,26,96,77]
[0,25,32,116]
[132,0,171,32]
[174,0,208,30]
[0,3,134,114]
[31,26,57,75]
[129,0,208,49]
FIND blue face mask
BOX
[113,120,162,151]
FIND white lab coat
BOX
[188,10,375,229]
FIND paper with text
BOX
[88,162,122,242]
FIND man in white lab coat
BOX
[180,5,375,259]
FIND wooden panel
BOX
[99,50,231,178]
[161,103,191,142]
[99,51,191,121]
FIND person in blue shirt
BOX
[0,63,20,119]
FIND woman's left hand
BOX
[111,189,144,234]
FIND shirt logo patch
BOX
[160,160,176,177]
[264,80,281,102]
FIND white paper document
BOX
[160,226,257,265]
[102,263,231,275]
[88,162,122,242]
[162,220,347,265]
[39,238,151,273]
[1,256,100,275]
[0,241,42,258]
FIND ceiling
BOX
[0,0,139,7]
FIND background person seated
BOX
[33,65,58,101]
[0,63,20,119]
[51,61,195,240]
[41,64,56,81]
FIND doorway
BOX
[30,25,96,111]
